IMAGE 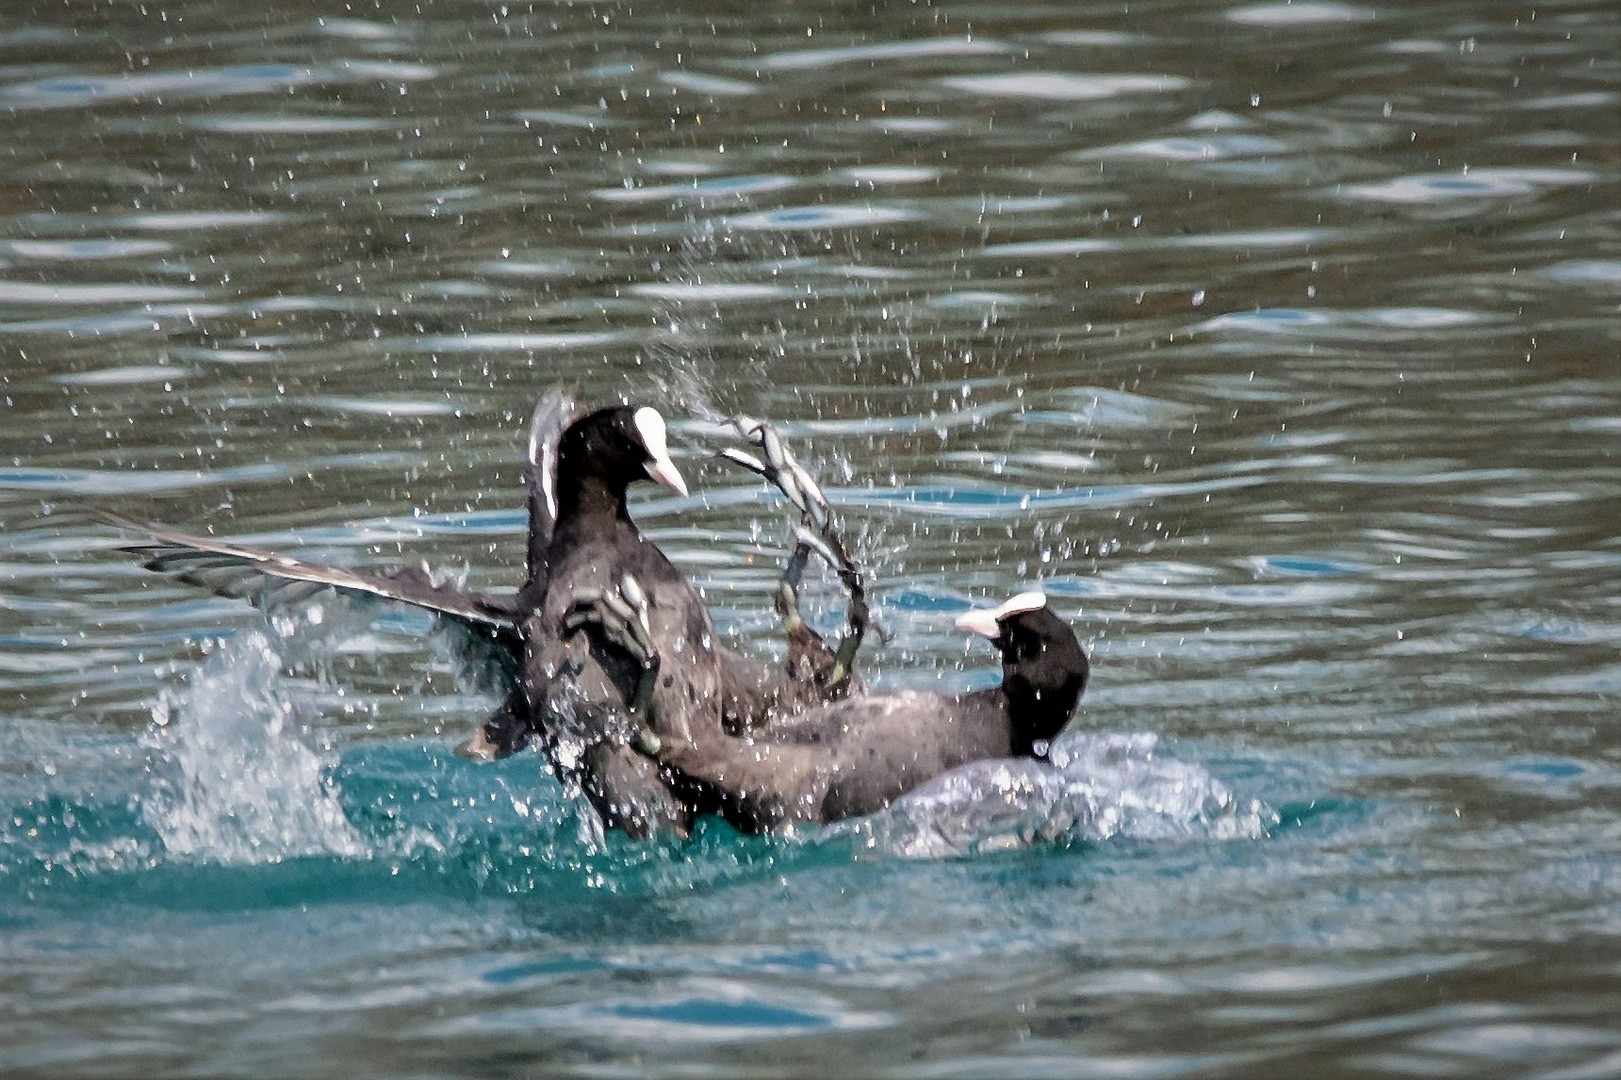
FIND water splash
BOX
[842,732,1276,858]
[141,628,365,864]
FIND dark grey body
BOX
[481,405,856,837]
[656,688,1013,829]
[648,605,1090,833]
[523,462,857,835]
[102,395,857,840]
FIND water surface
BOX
[3,1,1619,1077]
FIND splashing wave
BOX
[841,732,1276,858]
[141,629,365,864]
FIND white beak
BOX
[954,608,1003,639]
[633,406,690,497]
[645,454,689,497]
[955,590,1048,640]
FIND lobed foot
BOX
[720,417,873,686]
[561,573,662,755]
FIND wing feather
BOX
[95,507,522,646]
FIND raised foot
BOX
[721,417,872,686]
[561,573,662,755]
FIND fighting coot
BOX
[99,394,871,837]
[511,404,881,835]
[579,588,1089,832]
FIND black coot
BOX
[512,403,874,836]
[99,393,864,837]
[509,402,704,835]
[634,592,1089,832]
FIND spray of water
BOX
[841,731,1277,859]
[141,627,365,865]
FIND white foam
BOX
[841,732,1276,858]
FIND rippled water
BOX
[3,1,1619,1076]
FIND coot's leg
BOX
[720,418,873,686]
[561,573,663,756]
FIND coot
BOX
[583,588,1089,832]
[512,404,878,835]
[99,394,870,837]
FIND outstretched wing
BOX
[525,387,583,594]
[95,507,523,648]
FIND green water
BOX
[3,0,1618,1075]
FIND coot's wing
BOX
[95,508,521,642]
[524,388,583,594]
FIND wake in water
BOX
[3,634,1272,900]
[137,625,1274,867]
[839,731,1278,859]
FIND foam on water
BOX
[842,732,1277,859]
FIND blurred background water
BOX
[2,0,1618,1076]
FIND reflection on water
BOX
[2,0,1619,1076]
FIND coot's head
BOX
[558,405,689,502]
[956,591,1089,757]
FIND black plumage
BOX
[99,393,858,838]
[512,404,858,836]
[645,594,1089,832]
